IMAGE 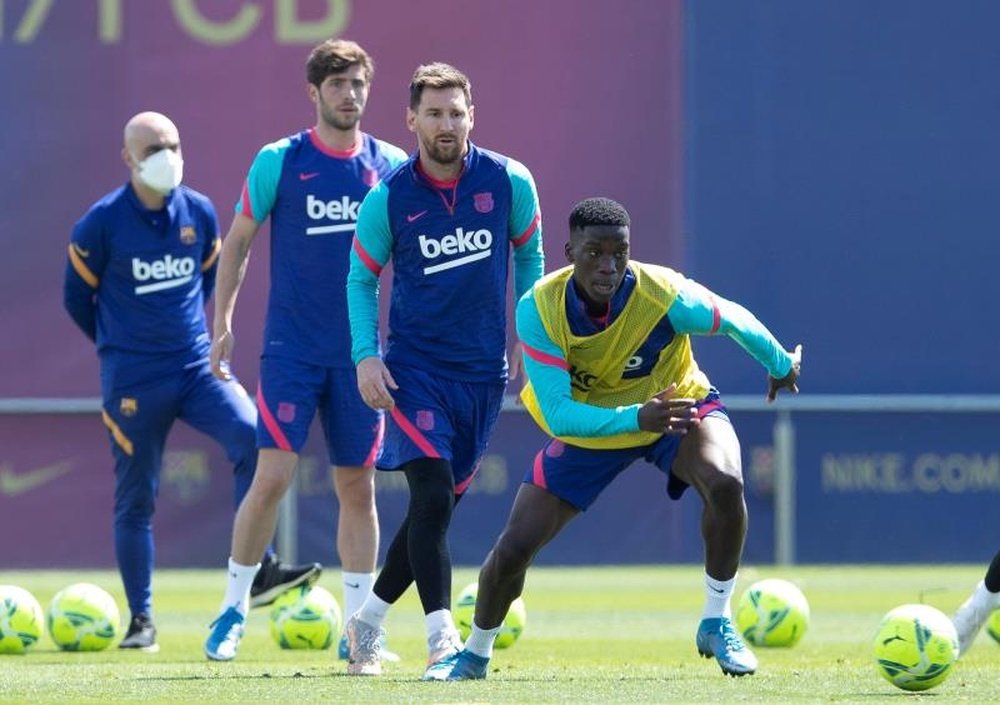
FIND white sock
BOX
[702,572,737,619]
[222,557,259,616]
[342,571,374,630]
[425,608,457,642]
[973,580,1000,608]
[356,592,392,629]
[465,622,501,658]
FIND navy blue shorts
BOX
[255,355,382,466]
[378,364,505,495]
[524,391,729,510]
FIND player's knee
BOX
[492,533,536,574]
[332,467,376,506]
[409,485,454,526]
[247,466,294,505]
[702,467,745,509]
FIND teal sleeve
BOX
[235,138,289,222]
[347,182,393,363]
[376,139,409,169]
[506,159,544,302]
[516,291,642,437]
[669,276,793,378]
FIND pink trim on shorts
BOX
[531,449,548,489]
[256,386,292,452]
[390,407,441,458]
[363,415,385,468]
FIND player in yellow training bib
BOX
[426,197,802,681]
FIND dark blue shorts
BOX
[524,391,729,510]
[255,355,382,466]
[378,364,505,495]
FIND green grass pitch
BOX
[2,565,998,703]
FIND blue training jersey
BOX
[348,142,544,382]
[237,129,407,367]
[64,183,221,367]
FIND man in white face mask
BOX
[123,112,185,204]
[63,111,319,655]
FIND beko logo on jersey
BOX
[418,228,493,275]
[132,256,195,295]
[305,194,360,236]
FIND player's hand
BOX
[508,340,525,381]
[211,330,234,381]
[356,356,398,411]
[637,383,700,435]
[767,343,802,402]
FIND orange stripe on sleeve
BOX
[101,411,134,456]
[67,244,99,288]
[202,237,222,271]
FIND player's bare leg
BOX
[206,449,306,661]
[232,449,299,566]
[672,415,757,676]
[333,464,399,661]
[477,484,577,629]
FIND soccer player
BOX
[425,197,803,681]
[344,62,544,677]
[203,39,408,662]
[952,550,1000,654]
[62,111,313,652]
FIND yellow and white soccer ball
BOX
[0,585,45,654]
[453,582,526,649]
[735,578,810,647]
[47,582,120,652]
[872,603,959,692]
[269,585,341,650]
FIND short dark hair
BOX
[306,39,373,87]
[568,197,631,231]
[409,62,472,110]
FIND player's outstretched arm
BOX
[767,344,802,402]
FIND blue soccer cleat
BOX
[696,616,758,676]
[421,648,490,681]
[204,606,245,661]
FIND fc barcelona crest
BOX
[120,397,138,417]
[473,192,494,213]
[180,225,197,245]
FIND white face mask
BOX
[135,149,183,194]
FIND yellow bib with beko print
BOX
[520,262,711,449]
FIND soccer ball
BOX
[453,582,526,648]
[735,578,809,647]
[986,608,1000,644]
[0,585,44,654]
[269,585,341,649]
[872,603,958,692]
[47,583,120,652]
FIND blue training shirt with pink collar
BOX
[237,128,407,367]
[348,142,544,382]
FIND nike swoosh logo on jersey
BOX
[344,582,360,589]
[0,460,73,496]
[71,243,90,257]
[406,210,428,222]
[299,172,320,181]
